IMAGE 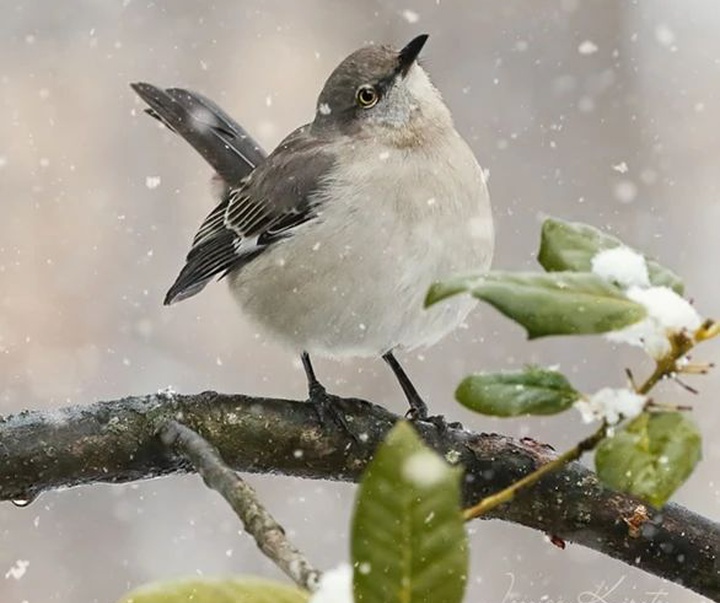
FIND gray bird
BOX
[131,34,494,423]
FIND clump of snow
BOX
[402,451,447,488]
[318,103,332,116]
[592,245,702,359]
[607,318,670,360]
[309,564,352,603]
[578,40,599,55]
[606,286,702,359]
[575,388,646,424]
[612,161,628,174]
[629,287,701,332]
[591,246,650,288]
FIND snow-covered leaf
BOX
[352,422,467,603]
[538,218,684,294]
[456,368,579,416]
[426,271,646,339]
[595,412,701,507]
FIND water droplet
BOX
[11,495,36,508]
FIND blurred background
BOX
[1,0,719,601]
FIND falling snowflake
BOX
[5,560,29,580]
[612,162,629,174]
[578,40,599,55]
[402,9,420,23]
[145,176,161,189]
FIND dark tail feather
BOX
[130,82,267,187]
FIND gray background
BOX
[1,1,719,601]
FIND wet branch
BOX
[0,390,718,601]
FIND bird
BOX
[131,34,494,425]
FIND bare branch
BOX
[159,419,321,592]
[0,390,718,600]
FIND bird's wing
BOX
[164,126,335,305]
[130,82,267,187]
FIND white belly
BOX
[228,134,494,357]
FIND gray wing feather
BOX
[163,126,335,305]
[130,82,266,187]
[131,81,335,305]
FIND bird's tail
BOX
[130,82,267,187]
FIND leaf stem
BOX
[636,333,695,396]
[463,332,698,521]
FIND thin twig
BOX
[159,419,321,593]
[463,333,699,522]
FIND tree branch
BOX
[0,390,718,600]
[159,419,321,592]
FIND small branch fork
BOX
[159,420,321,593]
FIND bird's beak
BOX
[396,34,429,78]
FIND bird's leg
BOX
[301,351,325,398]
[382,351,429,420]
[300,351,354,436]
[382,351,462,430]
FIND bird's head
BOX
[313,34,452,144]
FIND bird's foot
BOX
[301,352,358,439]
[307,381,357,439]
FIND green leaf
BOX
[425,271,646,339]
[456,368,580,417]
[352,422,467,603]
[595,412,702,507]
[117,577,309,603]
[538,217,684,294]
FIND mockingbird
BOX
[131,34,494,424]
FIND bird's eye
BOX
[356,85,379,109]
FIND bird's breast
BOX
[228,132,494,356]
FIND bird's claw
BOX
[408,411,463,433]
